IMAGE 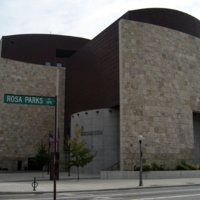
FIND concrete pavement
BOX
[0,172,200,194]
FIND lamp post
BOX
[138,135,144,186]
[53,95,57,200]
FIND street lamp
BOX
[138,135,144,186]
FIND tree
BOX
[66,129,96,179]
[35,141,49,171]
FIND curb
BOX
[0,183,200,195]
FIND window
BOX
[45,61,51,66]
[56,63,62,67]
[56,49,76,58]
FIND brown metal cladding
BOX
[65,21,119,121]
[1,34,89,66]
[65,8,200,126]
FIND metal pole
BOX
[54,96,57,200]
[32,177,38,191]
[139,140,143,186]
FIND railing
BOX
[103,161,120,171]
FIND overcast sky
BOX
[0,0,199,39]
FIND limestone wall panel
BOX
[119,20,200,170]
[0,58,65,170]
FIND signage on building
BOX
[4,94,56,106]
[81,130,103,136]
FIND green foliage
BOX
[135,162,164,171]
[65,130,96,179]
[142,164,152,171]
[151,162,164,171]
[35,142,49,170]
[135,160,200,171]
[69,135,96,168]
[176,160,197,170]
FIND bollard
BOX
[32,177,38,191]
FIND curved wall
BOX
[70,108,119,174]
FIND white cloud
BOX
[0,0,199,39]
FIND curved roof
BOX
[1,34,90,66]
[122,8,200,38]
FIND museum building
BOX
[0,8,200,173]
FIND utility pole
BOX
[53,68,60,200]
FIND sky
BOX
[0,0,199,39]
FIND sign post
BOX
[4,93,58,199]
[54,96,57,200]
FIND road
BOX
[1,186,200,200]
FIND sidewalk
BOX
[0,172,200,194]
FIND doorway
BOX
[193,112,200,163]
[17,160,22,171]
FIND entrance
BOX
[28,157,41,171]
[193,112,200,163]
[17,160,22,171]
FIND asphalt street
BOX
[1,186,200,200]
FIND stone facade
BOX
[0,58,65,170]
[119,20,200,170]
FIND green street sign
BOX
[4,94,56,106]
